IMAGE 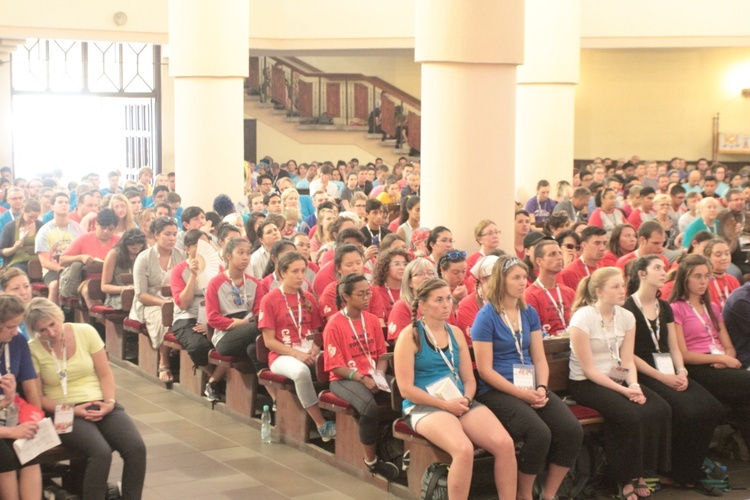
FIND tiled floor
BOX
[106,364,750,499]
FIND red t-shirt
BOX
[319,248,335,267]
[616,251,669,274]
[258,287,323,366]
[61,231,120,261]
[557,258,597,291]
[709,273,740,311]
[323,310,386,381]
[660,280,676,301]
[387,298,417,341]
[312,261,337,298]
[524,282,575,336]
[318,280,386,320]
[372,285,400,321]
[456,292,481,344]
[599,251,619,268]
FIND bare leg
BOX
[363,443,377,463]
[208,363,228,383]
[543,464,571,499]
[48,280,59,304]
[0,471,19,500]
[460,406,517,500]
[158,344,173,381]
[414,412,476,500]
[305,403,327,428]
[19,465,41,500]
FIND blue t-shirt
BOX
[42,210,54,224]
[403,322,464,413]
[471,304,540,396]
[0,334,37,397]
[17,324,28,342]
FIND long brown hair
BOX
[668,254,719,331]
[485,255,528,313]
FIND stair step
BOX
[256,102,275,109]
[365,133,383,140]
[244,95,261,102]
[381,140,397,147]
[284,116,303,122]
[270,109,287,115]
[296,124,369,132]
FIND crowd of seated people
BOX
[1,155,750,499]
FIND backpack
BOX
[420,463,449,500]
[701,458,732,493]
[537,433,611,499]
[376,423,404,476]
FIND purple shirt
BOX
[525,196,557,223]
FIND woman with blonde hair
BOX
[568,267,671,499]
[310,207,335,256]
[466,219,501,272]
[556,180,573,202]
[109,193,137,236]
[653,194,678,249]
[138,207,156,247]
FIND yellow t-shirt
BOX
[30,323,105,404]
[376,192,395,205]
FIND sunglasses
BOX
[231,285,244,306]
[562,243,582,252]
[442,250,467,262]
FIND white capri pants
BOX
[269,355,318,408]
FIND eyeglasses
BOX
[562,243,582,251]
[481,230,501,237]
[231,285,244,306]
[351,290,373,299]
[412,270,437,279]
[389,261,407,267]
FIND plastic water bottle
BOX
[261,405,272,444]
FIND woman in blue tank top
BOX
[393,278,517,500]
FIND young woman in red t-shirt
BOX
[371,248,410,322]
[258,251,336,441]
[323,274,398,480]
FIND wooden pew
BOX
[208,348,257,420]
[27,258,48,297]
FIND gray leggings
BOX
[330,378,392,446]
[59,404,146,500]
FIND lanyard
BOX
[580,257,595,277]
[534,279,567,331]
[47,337,68,397]
[421,321,459,382]
[280,285,305,342]
[366,225,382,244]
[385,286,396,306]
[342,308,373,365]
[688,302,720,346]
[711,277,729,309]
[501,307,525,364]
[1,343,9,375]
[633,294,661,352]
[597,306,622,365]
[226,271,248,306]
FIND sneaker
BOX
[367,458,400,481]
[204,382,219,402]
[318,420,336,442]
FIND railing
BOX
[245,56,421,153]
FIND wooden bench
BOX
[35,444,86,496]
[59,260,104,323]
[256,334,328,444]
[27,259,48,298]
[208,349,257,418]
[95,273,138,362]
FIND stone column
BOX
[169,0,249,209]
[515,0,580,204]
[415,0,524,252]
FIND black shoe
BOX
[367,458,400,481]
[204,382,219,402]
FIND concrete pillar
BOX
[416,0,524,253]
[0,48,15,169]
[169,0,249,210]
[515,0,580,204]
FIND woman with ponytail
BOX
[393,278,517,500]
[322,274,398,480]
[623,256,723,490]
[568,267,671,500]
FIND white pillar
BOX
[515,0,580,204]
[0,50,13,169]
[416,0,524,252]
[169,0,249,210]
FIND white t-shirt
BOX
[568,305,635,381]
[309,179,339,199]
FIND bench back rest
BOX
[255,334,269,364]
[28,259,43,281]
[85,260,104,275]
[161,302,174,327]
[543,337,572,394]
[87,278,105,302]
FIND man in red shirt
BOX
[59,208,120,307]
[526,240,575,336]
[68,191,99,225]
[615,220,669,274]
[557,226,606,291]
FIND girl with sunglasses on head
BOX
[172,229,227,401]
[669,254,750,454]
[318,245,386,322]
[130,216,184,382]
[473,256,582,500]
[371,248,411,322]
[568,267,671,500]
[394,278,517,500]
[323,274,399,480]
[554,229,582,269]
[259,251,336,441]
[387,258,436,342]
[437,250,471,324]
[600,224,637,268]
[466,220,501,272]
[623,256,723,491]
[255,240,302,304]
[456,253,503,343]
[205,238,261,379]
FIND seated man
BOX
[524,239,575,337]
[557,226,606,291]
[615,220,670,272]
[59,209,120,307]
[525,179,557,224]
[34,192,85,303]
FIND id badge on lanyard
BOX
[513,364,536,390]
[652,353,675,374]
[48,339,73,433]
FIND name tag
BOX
[369,369,390,392]
[709,344,726,355]
[53,404,74,434]
[608,365,629,383]
[513,364,536,391]
[0,400,18,428]
[293,338,313,354]
[652,353,675,375]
